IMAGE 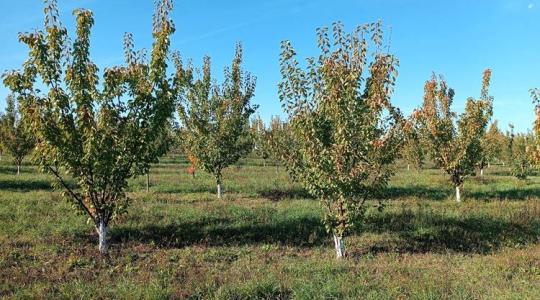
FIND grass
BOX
[0,157,539,299]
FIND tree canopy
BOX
[278,21,403,258]
[416,70,493,202]
[177,44,257,198]
[2,0,178,254]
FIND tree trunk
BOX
[16,164,20,176]
[216,171,223,199]
[97,220,108,255]
[146,172,150,193]
[480,168,484,177]
[407,164,410,171]
[333,234,345,259]
[487,162,491,169]
[455,185,461,203]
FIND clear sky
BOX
[0,0,539,132]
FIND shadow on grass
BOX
[150,185,220,195]
[0,178,53,191]
[152,185,312,199]
[109,215,327,248]
[379,185,540,202]
[379,185,452,201]
[358,209,540,255]
[468,188,540,201]
[102,206,540,255]
[259,187,314,201]
[0,165,35,175]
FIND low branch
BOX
[47,166,96,224]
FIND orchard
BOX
[0,0,539,298]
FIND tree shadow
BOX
[469,176,498,185]
[355,209,540,255]
[0,178,53,191]
[0,165,34,175]
[379,185,540,201]
[468,188,540,201]
[109,215,327,248]
[100,205,540,257]
[259,187,314,201]
[379,185,452,201]
[151,185,219,194]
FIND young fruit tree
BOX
[278,21,403,259]
[527,89,540,169]
[187,153,198,178]
[481,120,505,170]
[477,121,502,176]
[402,115,425,171]
[3,0,177,254]
[266,115,291,174]
[508,131,534,180]
[176,44,257,199]
[532,88,540,143]
[250,115,271,166]
[416,70,493,202]
[0,94,35,175]
[500,124,515,167]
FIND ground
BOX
[0,157,539,299]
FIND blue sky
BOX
[0,0,539,132]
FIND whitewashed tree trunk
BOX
[487,162,491,169]
[333,234,345,259]
[407,164,410,171]
[16,164,20,176]
[97,220,108,255]
[455,185,461,203]
[480,168,484,177]
[217,183,222,199]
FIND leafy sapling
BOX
[0,94,35,175]
[177,44,257,199]
[416,70,493,202]
[3,0,177,254]
[278,21,404,259]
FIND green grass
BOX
[1,157,539,299]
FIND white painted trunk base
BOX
[333,234,345,259]
[480,169,484,177]
[455,186,461,203]
[17,165,20,176]
[217,184,222,199]
[98,220,108,255]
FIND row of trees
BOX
[401,104,540,183]
[1,0,258,255]
[1,0,539,259]
[0,95,35,174]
